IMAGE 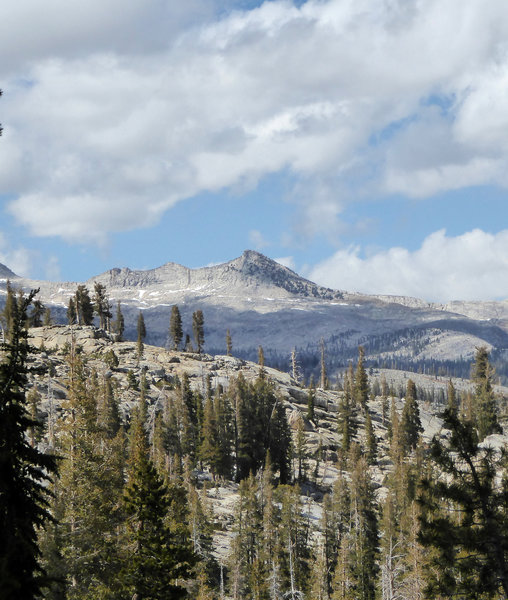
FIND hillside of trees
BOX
[2,287,508,599]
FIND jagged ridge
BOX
[91,250,343,300]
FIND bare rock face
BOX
[89,250,343,301]
[28,325,111,353]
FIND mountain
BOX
[2,250,508,382]
[0,262,18,279]
[91,249,343,301]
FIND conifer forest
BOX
[2,285,508,600]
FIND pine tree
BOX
[364,409,377,465]
[229,473,263,598]
[113,300,124,341]
[290,347,301,383]
[180,372,199,465]
[335,451,379,600]
[307,376,316,425]
[332,533,356,600]
[447,378,457,414]
[233,374,290,483]
[309,542,330,600]
[226,329,232,356]
[399,379,422,454]
[399,501,427,600]
[268,398,292,485]
[136,311,146,361]
[121,397,194,599]
[419,407,508,598]
[165,396,183,474]
[97,375,121,439]
[55,345,124,599]
[92,282,112,330]
[276,484,311,597]
[258,345,265,367]
[66,297,77,325]
[472,346,501,441]
[214,391,234,480]
[0,289,58,598]
[170,305,183,350]
[294,414,308,482]
[319,490,342,597]
[186,484,217,589]
[380,376,389,425]
[192,309,205,354]
[151,411,169,478]
[354,346,369,410]
[199,394,220,478]
[337,365,358,453]
[380,491,402,600]
[74,285,94,326]
[29,299,45,327]
[1,279,16,340]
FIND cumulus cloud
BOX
[307,229,508,302]
[274,255,295,270]
[45,255,62,281]
[2,0,508,241]
[0,0,215,75]
[0,232,33,277]
[249,229,270,250]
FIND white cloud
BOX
[0,0,215,75]
[249,229,270,250]
[307,229,508,302]
[274,255,295,270]
[45,255,62,281]
[0,232,33,277]
[2,0,508,241]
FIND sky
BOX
[1,0,508,302]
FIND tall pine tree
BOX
[472,346,501,441]
[136,311,146,361]
[399,379,422,454]
[0,289,57,598]
[192,310,205,354]
[121,397,195,599]
[170,305,183,351]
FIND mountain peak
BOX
[241,249,272,262]
[0,262,18,279]
[228,250,343,300]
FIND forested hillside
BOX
[2,289,508,599]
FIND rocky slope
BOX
[2,251,508,379]
[24,324,508,471]
[0,262,18,279]
[18,325,508,562]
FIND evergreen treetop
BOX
[74,285,94,326]
[192,310,205,354]
[170,304,183,351]
[400,379,423,454]
[472,346,501,441]
[354,346,369,410]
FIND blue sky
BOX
[1,0,508,302]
